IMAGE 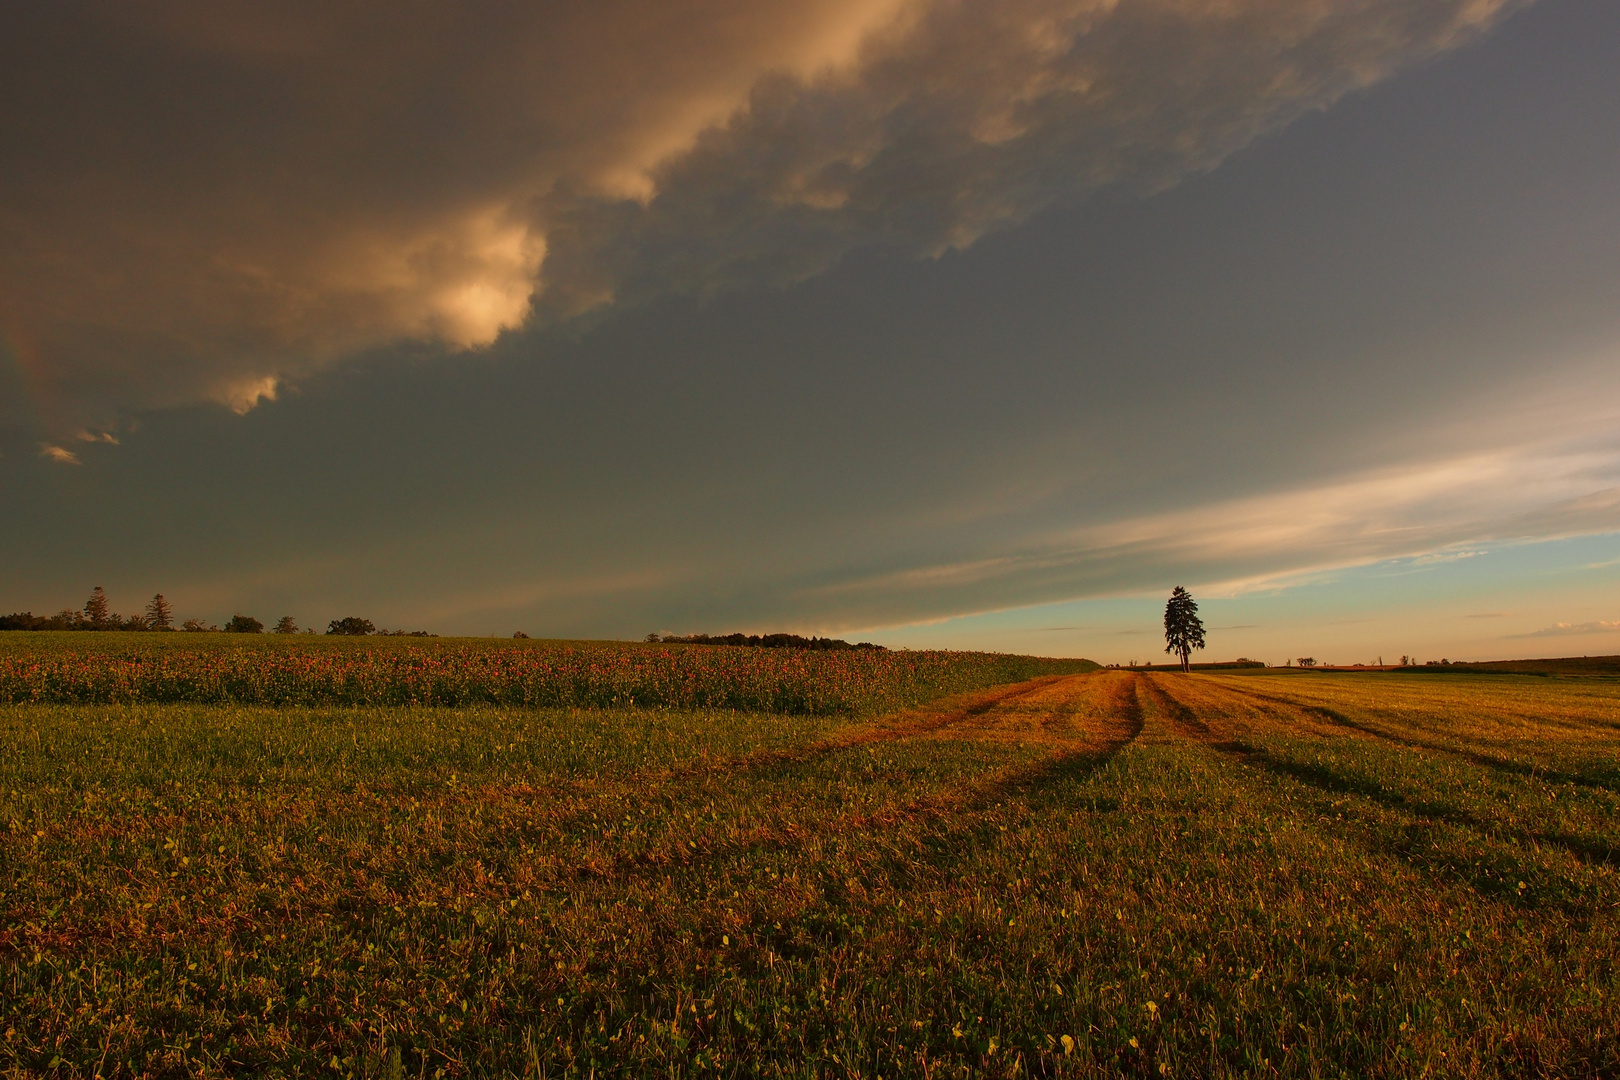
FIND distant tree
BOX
[0,612,64,630]
[84,587,111,628]
[327,617,375,636]
[512,630,530,639]
[182,617,216,632]
[1296,657,1316,668]
[273,616,299,634]
[224,614,264,633]
[654,632,885,651]
[1162,586,1206,673]
[144,594,174,631]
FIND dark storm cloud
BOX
[537,0,1526,314]
[1,0,1517,431]
[1,0,909,424]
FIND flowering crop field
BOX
[0,633,1092,714]
[2,664,1618,1078]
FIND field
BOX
[0,634,1089,714]
[1,643,1617,1078]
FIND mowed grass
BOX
[1,669,1617,1077]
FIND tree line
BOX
[0,588,432,636]
[646,632,885,651]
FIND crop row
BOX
[0,639,1090,713]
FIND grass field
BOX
[1,652,1617,1077]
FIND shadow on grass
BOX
[1225,743,1612,911]
[1134,675,1215,740]
[1146,680,1620,912]
[528,673,1144,896]
[1214,682,1620,797]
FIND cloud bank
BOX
[1,0,1519,429]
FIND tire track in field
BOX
[850,673,1083,745]
[679,673,1079,777]
[1138,677,1592,908]
[545,672,1144,890]
[341,676,1101,898]
[473,674,1081,818]
[1115,670,1148,744]
[1207,679,1620,795]
[505,675,1150,991]
[464,674,1105,833]
[2,674,1149,971]
[171,674,1142,936]
[1147,676,1620,877]
[703,670,1138,826]
[1133,673,1254,760]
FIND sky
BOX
[3,0,1619,664]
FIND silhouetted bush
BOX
[0,612,64,631]
[328,617,376,636]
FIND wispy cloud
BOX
[38,444,81,465]
[1410,549,1486,565]
[792,430,1620,631]
[1516,620,1620,638]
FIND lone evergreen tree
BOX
[273,616,299,634]
[83,586,111,628]
[144,594,174,630]
[1163,586,1206,672]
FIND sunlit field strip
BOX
[1,670,1617,1077]
[1145,676,1620,902]
[1164,676,1620,836]
[1206,672,1620,764]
